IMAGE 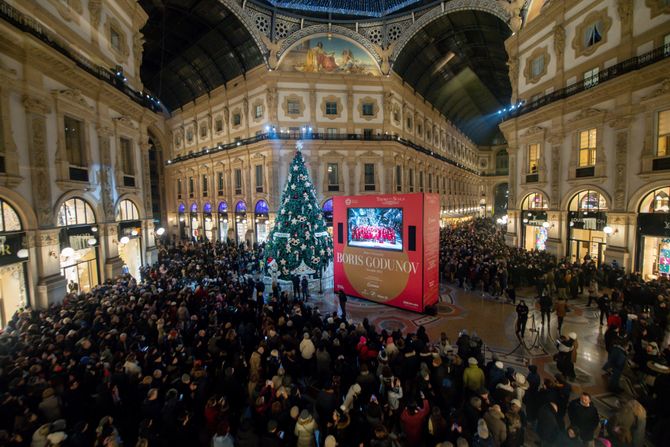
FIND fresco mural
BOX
[280,36,380,75]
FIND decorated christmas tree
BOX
[265,142,333,279]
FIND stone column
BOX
[309,87,317,130]
[346,88,354,134]
[102,223,123,279]
[22,95,53,227]
[97,125,116,222]
[549,133,563,209]
[35,229,67,307]
[140,141,157,264]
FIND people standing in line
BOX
[337,289,347,320]
[540,294,553,331]
[597,293,611,326]
[555,296,568,335]
[301,276,309,302]
[515,300,529,338]
[292,275,301,300]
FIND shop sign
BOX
[637,214,670,237]
[0,232,25,267]
[569,211,607,230]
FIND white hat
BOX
[468,357,478,365]
[568,332,577,340]
[495,361,503,369]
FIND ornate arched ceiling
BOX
[139,0,265,111]
[393,9,512,145]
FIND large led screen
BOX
[347,207,403,251]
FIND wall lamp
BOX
[542,222,554,229]
[603,226,618,235]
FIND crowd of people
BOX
[0,219,666,446]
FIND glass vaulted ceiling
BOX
[265,0,422,18]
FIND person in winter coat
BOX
[369,424,392,447]
[38,388,62,423]
[472,419,494,447]
[567,393,600,445]
[400,397,430,446]
[611,399,646,447]
[483,404,507,447]
[555,297,568,335]
[536,402,561,446]
[341,383,362,414]
[464,357,486,393]
[294,409,317,447]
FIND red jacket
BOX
[400,398,430,444]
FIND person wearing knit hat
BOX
[324,435,337,447]
[464,357,485,393]
[475,418,490,440]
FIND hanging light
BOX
[17,249,29,259]
[119,236,130,244]
[91,227,98,233]
[131,229,138,236]
[87,238,97,246]
[603,226,614,235]
[61,247,75,258]
[156,227,166,236]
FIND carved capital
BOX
[22,95,51,115]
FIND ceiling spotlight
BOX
[87,238,97,246]
[156,227,166,236]
[119,236,130,244]
[131,229,138,236]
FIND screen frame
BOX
[346,207,404,252]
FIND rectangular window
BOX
[325,101,338,115]
[658,109,670,157]
[186,129,193,143]
[363,129,373,139]
[327,163,339,191]
[202,175,209,197]
[234,169,242,195]
[409,169,414,192]
[189,176,194,198]
[215,118,223,132]
[255,165,264,192]
[395,165,402,192]
[417,123,423,135]
[110,27,121,51]
[255,104,263,119]
[177,178,183,199]
[419,172,424,192]
[119,137,134,175]
[584,67,599,88]
[579,128,597,167]
[287,100,300,115]
[327,128,338,138]
[428,173,433,193]
[217,172,224,195]
[665,33,670,56]
[362,103,374,116]
[528,143,539,173]
[232,114,241,126]
[200,124,207,138]
[64,116,85,166]
[531,54,545,78]
[364,163,375,191]
[406,117,412,130]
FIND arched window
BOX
[203,202,212,214]
[218,201,228,213]
[178,203,186,213]
[190,203,198,213]
[58,198,96,227]
[255,200,269,214]
[0,199,22,232]
[495,150,509,175]
[116,199,139,221]
[569,190,608,212]
[639,186,670,213]
[235,201,247,213]
[520,192,548,210]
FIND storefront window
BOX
[322,199,333,231]
[520,192,549,251]
[235,201,248,244]
[116,200,142,279]
[203,202,214,241]
[178,203,187,240]
[57,198,99,293]
[218,201,229,242]
[636,186,670,279]
[190,203,200,240]
[254,200,270,244]
[567,190,608,265]
[0,198,27,328]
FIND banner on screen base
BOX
[333,193,439,313]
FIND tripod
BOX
[508,313,542,356]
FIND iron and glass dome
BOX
[263,0,423,18]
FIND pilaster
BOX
[22,95,53,227]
